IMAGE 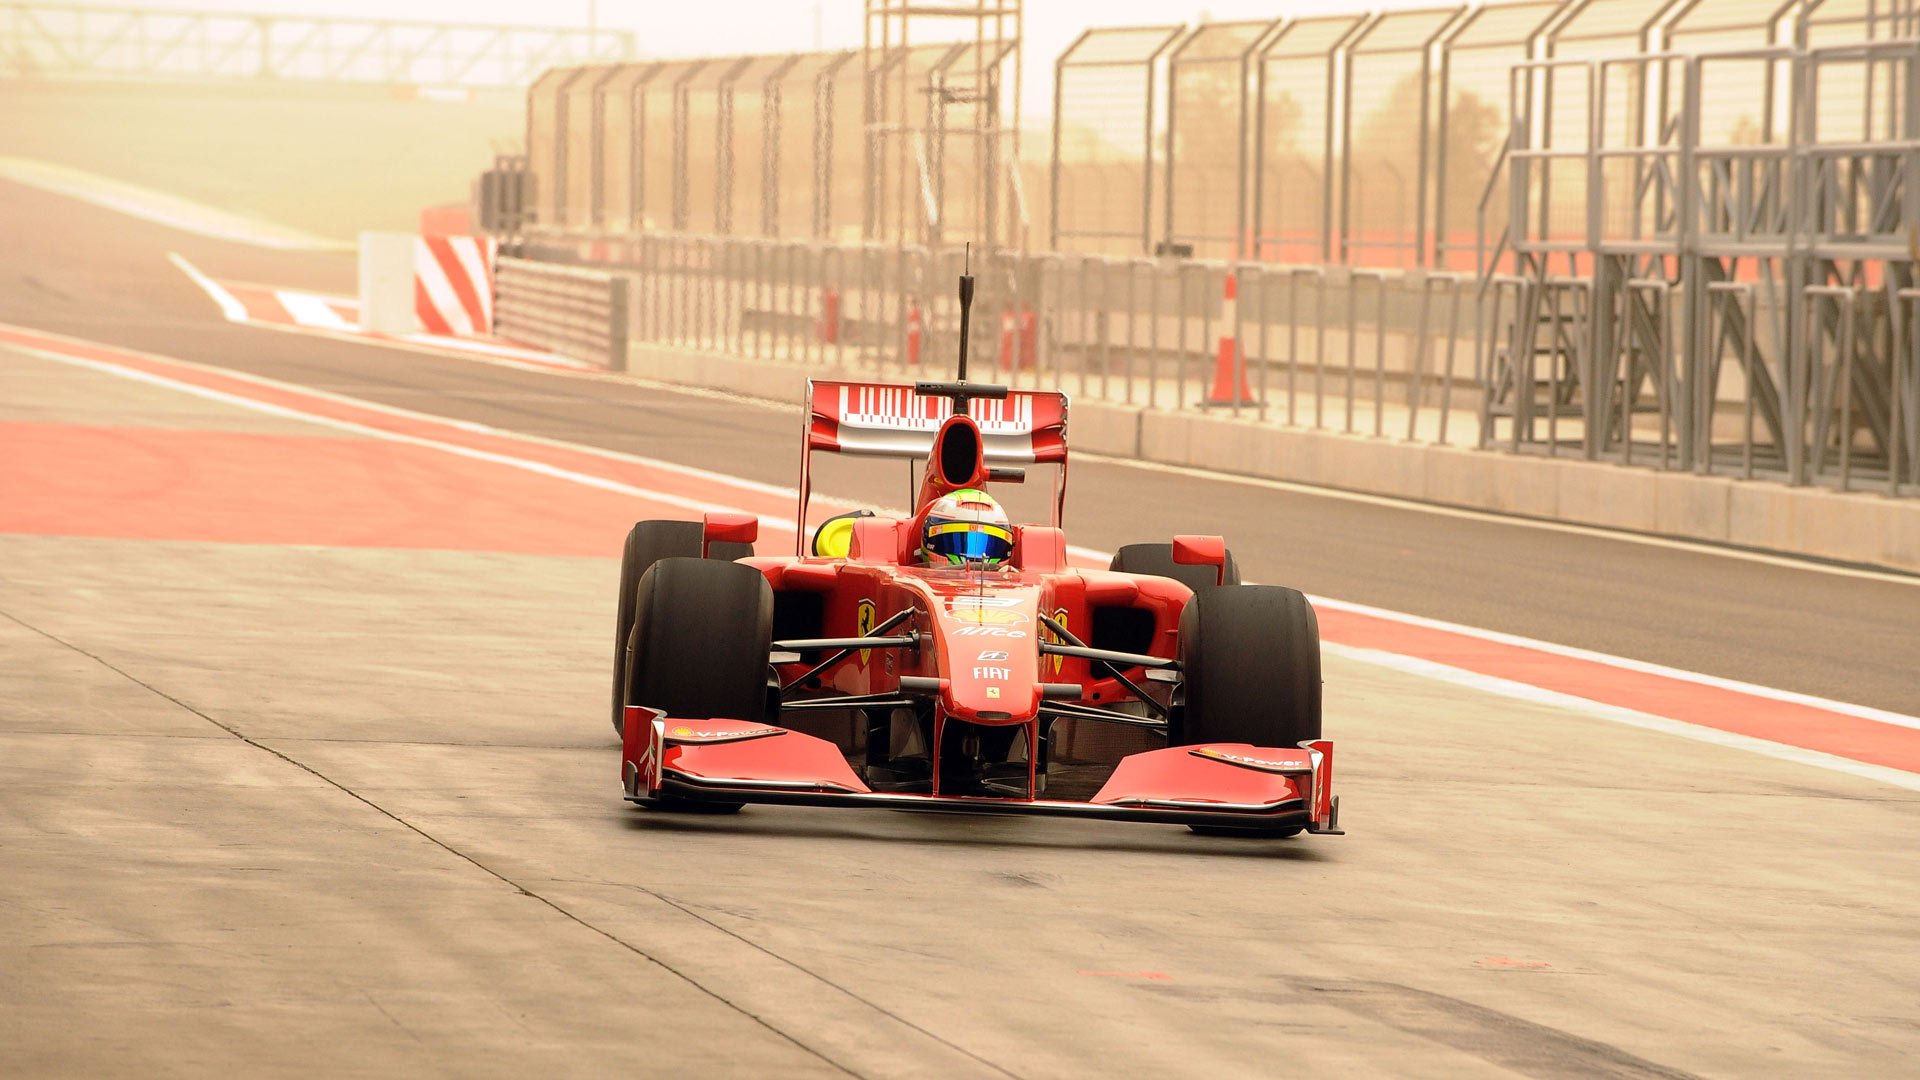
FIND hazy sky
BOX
[91,0,1451,117]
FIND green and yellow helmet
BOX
[921,488,1013,566]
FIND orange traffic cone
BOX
[817,288,841,344]
[1207,271,1255,407]
[905,301,924,366]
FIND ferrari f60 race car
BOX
[610,270,1339,839]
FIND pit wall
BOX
[625,340,1920,574]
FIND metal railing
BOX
[525,233,1482,447]
[1480,35,1920,493]
[493,257,630,370]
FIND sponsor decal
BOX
[986,687,1001,699]
[977,650,1010,661]
[952,625,1028,639]
[666,726,787,744]
[1043,607,1069,676]
[838,385,1038,435]
[856,599,877,665]
[1190,746,1311,774]
[973,666,1011,680]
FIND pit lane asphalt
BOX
[2,178,1915,715]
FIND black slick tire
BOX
[628,557,774,727]
[625,557,774,815]
[610,521,752,733]
[1175,584,1321,837]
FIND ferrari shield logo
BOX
[1044,608,1069,675]
[856,599,877,665]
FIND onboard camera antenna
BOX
[954,242,974,414]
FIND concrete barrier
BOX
[623,340,1920,573]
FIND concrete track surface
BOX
[3,179,1918,1078]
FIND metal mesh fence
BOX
[1343,7,1466,267]
[1166,21,1276,260]
[1051,26,1183,256]
[1253,15,1363,265]
[507,1,1918,497]
[1434,1,1562,269]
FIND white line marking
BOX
[275,290,354,332]
[1324,643,1920,792]
[8,322,1916,785]
[166,252,246,323]
[395,333,587,366]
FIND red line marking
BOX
[0,422,731,556]
[1475,957,1553,970]
[1316,607,1920,774]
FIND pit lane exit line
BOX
[5,320,1915,788]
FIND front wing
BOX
[621,708,1342,834]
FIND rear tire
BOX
[1109,542,1241,593]
[611,521,753,733]
[1175,585,1321,838]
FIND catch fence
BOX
[504,0,1918,497]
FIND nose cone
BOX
[935,587,1042,721]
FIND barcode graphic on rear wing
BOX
[839,385,1037,434]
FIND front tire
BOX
[627,558,774,727]
[625,558,774,816]
[1175,585,1321,838]
[611,520,753,733]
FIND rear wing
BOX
[798,379,1071,551]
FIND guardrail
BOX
[492,256,630,370]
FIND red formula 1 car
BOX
[609,274,1339,839]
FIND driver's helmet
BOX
[922,488,1013,567]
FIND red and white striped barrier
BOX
[415,234,496,337]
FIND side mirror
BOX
[702,512,759,557]
[1171,534,1228,587]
